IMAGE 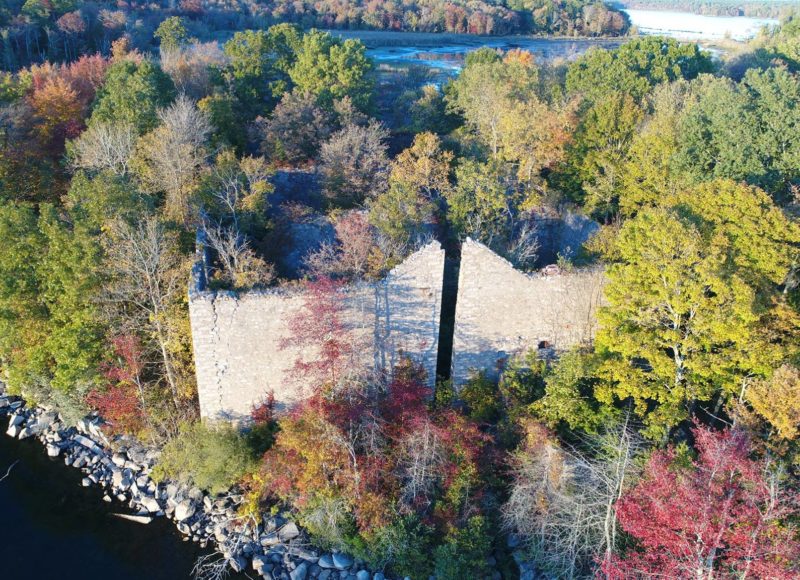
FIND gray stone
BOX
[332,553,353,570]
[278,521,300,541]
[141,496,161,513]
[5,424,20,438]
[9,414,24,427]
[373,574,385,580]
[253,555,271,573]
[81,477,92,487]
[290,562,308,580]
[318,555,335,569]
[190,242,444,421]
[229,556,247,573]
[356,571,369,580]
[46,444,60,457]
[175,499,196,521]
[17,426,34,439]
[319,571,332,580]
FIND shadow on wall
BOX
[451,238,605,386]
[189,241,446,423]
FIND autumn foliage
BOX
[260,360,493,570]
[605,425,800,579]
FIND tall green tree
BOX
[89,60,176,134]
[595,180,800,438]
[289,30,374,111]
[566,37,713,102]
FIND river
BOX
[0,416,222,580]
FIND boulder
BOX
[81,478,92,487]
[17,426,34,439]
[229,555,247,573]
[46,444,60,457]
[373,574,385,580]
[175,499,196,522]
[252,555,271,574]
[6,424,20,438]
[318,555,335,569]
[278,521,300,541]
[289,562,308,580]
[140,496,161,513]
[332,553,353,570]
[112,470,131,491]
[356,571,370,580]
[9,414,24,428]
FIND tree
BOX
[447,48,540,156]
[533,348,617,433]
[566,37,713,103]
[605,426,800,579]
[319,121,389,207]
[504,419,645,578]
[447,159,513,246]
[132,95,210,224]
[222,25,300,118]
[203,222,274,290]
[304,211,384,281]
[290,30,374,111]
[89,60,176,134]
[595,181,800,438]
[256,90,333,165]
[568,91,645,218]
[0,201,48,392]
[674,68,800,203]
[280,277,363,391]
[102,217,190,414]
[68,121,137,176]
[154,17,189,52]
[747,365,800,441]
[204,150,272,235]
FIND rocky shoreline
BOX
[0,386,390,580]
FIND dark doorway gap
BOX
[435,240,461,383]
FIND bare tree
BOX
[503,418,644,579]
[319,121,390,206]
[203,222,274,289]
[160,42,228,99]
[506,220,540,270]
[103,217,187,413]
[134,95,211,223]
[69,121,136,175]
[209,152,272,232]
[395,419,445,512]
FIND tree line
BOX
[1,0,629,70]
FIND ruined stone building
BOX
[189,238,604,421]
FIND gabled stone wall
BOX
[451,238,604,385]
[189,242,445,421]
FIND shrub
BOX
[152,421,256,494]
[433,516,492,580]
[460,370,501,423]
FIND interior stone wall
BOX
[451,238,605,385]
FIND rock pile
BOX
[0,388,397,580]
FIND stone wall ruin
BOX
[189,236,606,421]
[451,238,605,385]
[189,242,446,421]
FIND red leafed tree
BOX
[604,425,800,579]
[87,335,147,435]
[281,277,361,392]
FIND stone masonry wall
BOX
[189,242,445,421]
[452,238,605,385]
